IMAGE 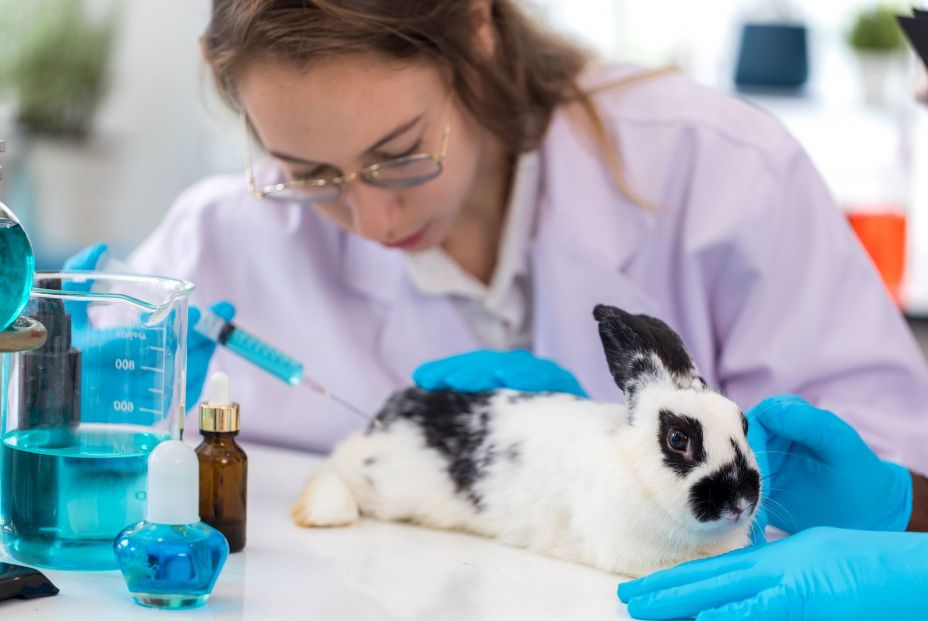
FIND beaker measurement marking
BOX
[117,327,165,339]
[158,328,167,419]
[148,388,163,395]
[116,330,148,341]
[149,346,165,353]
[141,366,164,373]
[138,408,160,415]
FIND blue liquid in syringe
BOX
[200,313,375,424]
[218,326,303,385]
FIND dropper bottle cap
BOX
[199,371,240,433]
[146,440,199,525]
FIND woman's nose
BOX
[343,182,403,241]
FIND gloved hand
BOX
[413,349,588,397]
[617,527,928,621]
[185,301,235,409]
[63,244,235,415]
[746,395,912,533]
[64,242,110,273]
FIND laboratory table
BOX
[1,442,632,620]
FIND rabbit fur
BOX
[292,304,761,577]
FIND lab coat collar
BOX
[528,179,661,402]
[339,229,477,385]
[536,102,658,275]
[528,98,661,400]
[338,92,660,391]
[339,74,659,302]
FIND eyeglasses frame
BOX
[244,107,452,205]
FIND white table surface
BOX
[1,442,632,620]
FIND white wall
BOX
[94,0,242,254]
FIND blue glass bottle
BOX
[113,522,228,609]
[113,440,229,609]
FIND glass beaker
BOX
[0,271,194,570]
[0,202,34,332]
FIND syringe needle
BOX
[300,379,382,428]
[191,307,381,427]
[330,393,378,426]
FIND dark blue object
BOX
[0,562,58,602]
[734,22,809,90]
[898,11,928,69]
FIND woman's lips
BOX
[383,224,430,249]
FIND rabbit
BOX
[291,304,761,577]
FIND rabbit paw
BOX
[291,469,360,527]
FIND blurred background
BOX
[1,0,927,319]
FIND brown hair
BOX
[203,0,657,206]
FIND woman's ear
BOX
[472,0,497,58]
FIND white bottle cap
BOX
[208,371,231,404]
[146,440,200,525]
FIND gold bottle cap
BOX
[199,372,240,433]
[199,401,240,433]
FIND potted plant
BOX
[0,0,118,140]
[847,5,907,106]
[0,0,120,266]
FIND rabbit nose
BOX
[726,498,753,522]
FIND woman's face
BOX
[238,55,485,252]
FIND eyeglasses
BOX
[245,114,451,206]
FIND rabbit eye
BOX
[667,428,689,453]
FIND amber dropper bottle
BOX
[196,371,247,553]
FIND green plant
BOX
[0,0,119,139]
[848,5,906,52]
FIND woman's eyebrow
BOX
[366,114,424,153]
[268,114,425,166]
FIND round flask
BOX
[0,200,35,332]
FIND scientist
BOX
[612,12,928,621]
[74,0,928,478]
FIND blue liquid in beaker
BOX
[0,217,34,331]
[0,425,169,570]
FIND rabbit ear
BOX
[593,305,704,408]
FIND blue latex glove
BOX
[63,244,236,414]
[185,301,235,410]
[64,242,109,274]
[413,349,588,397]
[618,527,928,620]
[747,394,912,533]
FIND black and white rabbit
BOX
[292,304,761,577]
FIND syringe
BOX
[99,255,376,426]
[192,309,377,426]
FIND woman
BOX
[115,0,928,471]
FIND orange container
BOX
[846,210,907,304]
